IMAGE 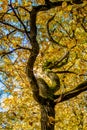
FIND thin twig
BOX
[9,2,30,40]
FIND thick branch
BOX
[43,51,69,70]
[60,80,87,102]
[44,0,83,9]
[26,7,44,103]
[73,0,83,4]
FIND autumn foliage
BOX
[0,0,87,130]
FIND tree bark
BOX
[40,101,55,130]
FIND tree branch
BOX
[1,45,31,58]
[9,2,30,40]
[16,6,31,13]
[60,80,87,102]
[43,51,69,70]
[72,0,83,4]
[25,0,83,104]
[7,30,16,38]
[56,21,73,39]
[47,15,67,48]
[81,23,87,32]
[0,21,25,33]
[44,0,83,9]
[55,70,77,75]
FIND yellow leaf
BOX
[62,1,67,8]
[48,116,55,125]
[67,5,72,11]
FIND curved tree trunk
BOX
[0,1,87,130]
[26,1,87,130]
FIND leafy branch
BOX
[47,15,67,48]
[43,51,69,70]
[2,0,84,105]
[9,0,30,40]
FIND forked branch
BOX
[9,1,30,39]
[47,15,67,47]
[56,80,87,103]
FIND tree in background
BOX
[0,0,87,130]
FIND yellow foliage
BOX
[62,1,67,8]
[0,0,87,130]
[67,5,72,11]
[48,116,55,125]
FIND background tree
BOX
[0,0,87,130]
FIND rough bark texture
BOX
[40,101,55,130]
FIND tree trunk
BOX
[40,101,55,130]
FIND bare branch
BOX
[44,0,83,10]
[55,70,77,75]
[72,0,83,4]
[7,30,16,37]
[0,21,26,33]
[1,45,31,58]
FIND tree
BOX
[0,0,87,130]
